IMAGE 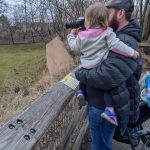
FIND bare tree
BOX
[23,0,28,32]
[142,3,150,41]
[0,0,7,14]
[0,15,16,44]
[0,0,149,44]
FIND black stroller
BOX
[114,102,150,150]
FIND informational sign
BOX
[61,73,79,90]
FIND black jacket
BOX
[75,20,143,135]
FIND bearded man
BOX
[75,0,143,149]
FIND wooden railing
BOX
[0,43,150,150]
[139,43,150,48]
[0,71,88,150]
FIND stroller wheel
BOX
[141,137,150,147]
[140,125,150,147]
[140,142,150,150]
[141,145,146,150]
[131,136,140,147]
[126,128,140,150]
[146,140,150,147]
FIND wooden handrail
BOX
[0,81,76,149]
[139,43,150,48]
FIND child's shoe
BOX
[101,107,118,126]
[76,90,87,107]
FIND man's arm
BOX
[75,53,138,90]
[118,34,142,81]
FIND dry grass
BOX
[0,69,48,125]
[0,62,78,126]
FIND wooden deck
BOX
[81,119,150,150]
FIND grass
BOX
[0,43,48,125]
[0,43,46,96]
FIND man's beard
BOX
[109,13,119,32]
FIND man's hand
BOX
[133,51,139,60]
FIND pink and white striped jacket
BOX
[67,27,135,69]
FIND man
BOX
[75,0,142,149]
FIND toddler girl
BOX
[67,2,139,126]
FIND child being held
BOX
[67,2,139,126]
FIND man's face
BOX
[108,8,119,32]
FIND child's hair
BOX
[85,2,109,28]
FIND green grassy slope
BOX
[0,43,46,95]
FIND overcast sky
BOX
[5,0,22,5]
[4,0,23,20]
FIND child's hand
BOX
[133,51,139,60]
[70,29,79,36]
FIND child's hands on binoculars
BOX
[70,28,79,36]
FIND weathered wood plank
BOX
[72,117,89,150]
[0,123,37,150]
[139,43,150,48]
[0,82,75,149]
[142,4,150,41]
[56,106,87,150]
[142,54,150,69]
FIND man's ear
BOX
[118,9,125,20]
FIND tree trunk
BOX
[10,32,15,44]
[31,31,35,43]
[140,0,143,26]
[143,4,150,41]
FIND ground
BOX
[83,140,143,150]
[81,120,150,150]
[82,134,148,150]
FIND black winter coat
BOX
[75,20,143,135]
